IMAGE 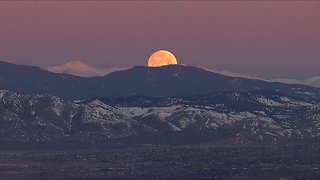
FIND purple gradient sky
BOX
[0,1,319,79]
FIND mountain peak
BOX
[47,60,104,77]
[65,60,88,66]
[47,60,130,77]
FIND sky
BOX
[0,1,319,79]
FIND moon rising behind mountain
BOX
[148,50,178,67]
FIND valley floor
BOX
[0,142,319,179]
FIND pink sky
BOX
[0,1,319,79]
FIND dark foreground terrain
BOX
[0,141,319,179]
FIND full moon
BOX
[148,50,178,67]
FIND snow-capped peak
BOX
[200,67,265,80]
[47,60,129,77]
[200,67,320,88]
[270,76,320,88]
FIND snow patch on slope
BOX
[255,96,283,106]
[0,90,8,98]
[279,97,313,107]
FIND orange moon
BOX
[148,50,178,67]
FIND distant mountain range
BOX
[47,61,320,88]
[0,61,319,100]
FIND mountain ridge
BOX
[46,61,320,88]
[0,61,319,100]
[0,89,319,144]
